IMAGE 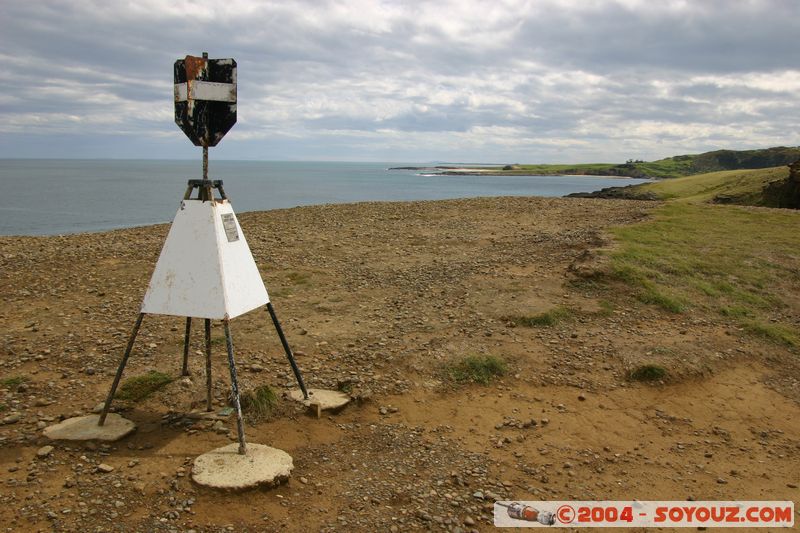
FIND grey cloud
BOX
[1,0,798,162]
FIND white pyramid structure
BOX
[141,198,269,320]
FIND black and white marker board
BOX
[174,55,237,147]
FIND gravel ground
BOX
[1,196,798,532]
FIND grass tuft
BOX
[597,300,615,317]
[504,307,573,327]
[0,376,29,390]
[117,371,173,402]
[447,355,507,385]
[629,364,668,382]
[742,321,799,348]
[238,385,277,420]
[286,272,311,285]
[637,286,687,313]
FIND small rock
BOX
[299,477,308,484]
[472,491,484,499]
[2,413,21,425]
[716,478,727,484]
[36,445,54,458]
[787,483,798,489]
[97,463,115,473]
[464,516,475,526]
[578,393,586,401]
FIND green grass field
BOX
[636,167,790,203]
[606,201,799,348]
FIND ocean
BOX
[0,159,649,236]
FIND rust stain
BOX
[184,55,207,81]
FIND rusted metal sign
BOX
[174,55,237,147]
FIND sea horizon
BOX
[0,159,648,236]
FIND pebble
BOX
[36,445,54,458]
[2,413,21,425]
[97,463,115,473]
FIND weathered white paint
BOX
[174,82,188,102]
[141,199,269,319]
[174,81,236,103]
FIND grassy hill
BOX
[496,146,800,179]
[635,166,791,204]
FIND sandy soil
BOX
[0,196,798,532]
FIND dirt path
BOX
[1,197,798,531]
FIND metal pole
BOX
[99,313,144,426]
[201,54,209,184]
[181,317,192,376]
[202,146,208,182]
[204,318,213,412]
[266,302,308,400]
[223,319,247,455]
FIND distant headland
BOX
[391,146,800,180]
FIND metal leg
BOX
[223,319,247,455]
[181,317,192,376]
[99,313,144,426]
[267,302,308,400]
[204,318,213,412]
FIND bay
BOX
[0,159,649,236]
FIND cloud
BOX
[0,0,798,162]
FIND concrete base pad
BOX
[192,443,293,490]
[43,414,136,442]
[288,388,351,410]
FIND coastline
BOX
[388,165,648,179]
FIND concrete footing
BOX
[192,443,293,490]
[43,414,136,442]
[287,388,351,417]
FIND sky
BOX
[1,0,798,163]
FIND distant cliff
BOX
[761,160,800,208]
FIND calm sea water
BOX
[0,160,649,236]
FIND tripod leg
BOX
[181,317,192,376]
[99,313,144,426]
[266,302,308,400]
[223,319,247,455]
[204,318,213,412]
